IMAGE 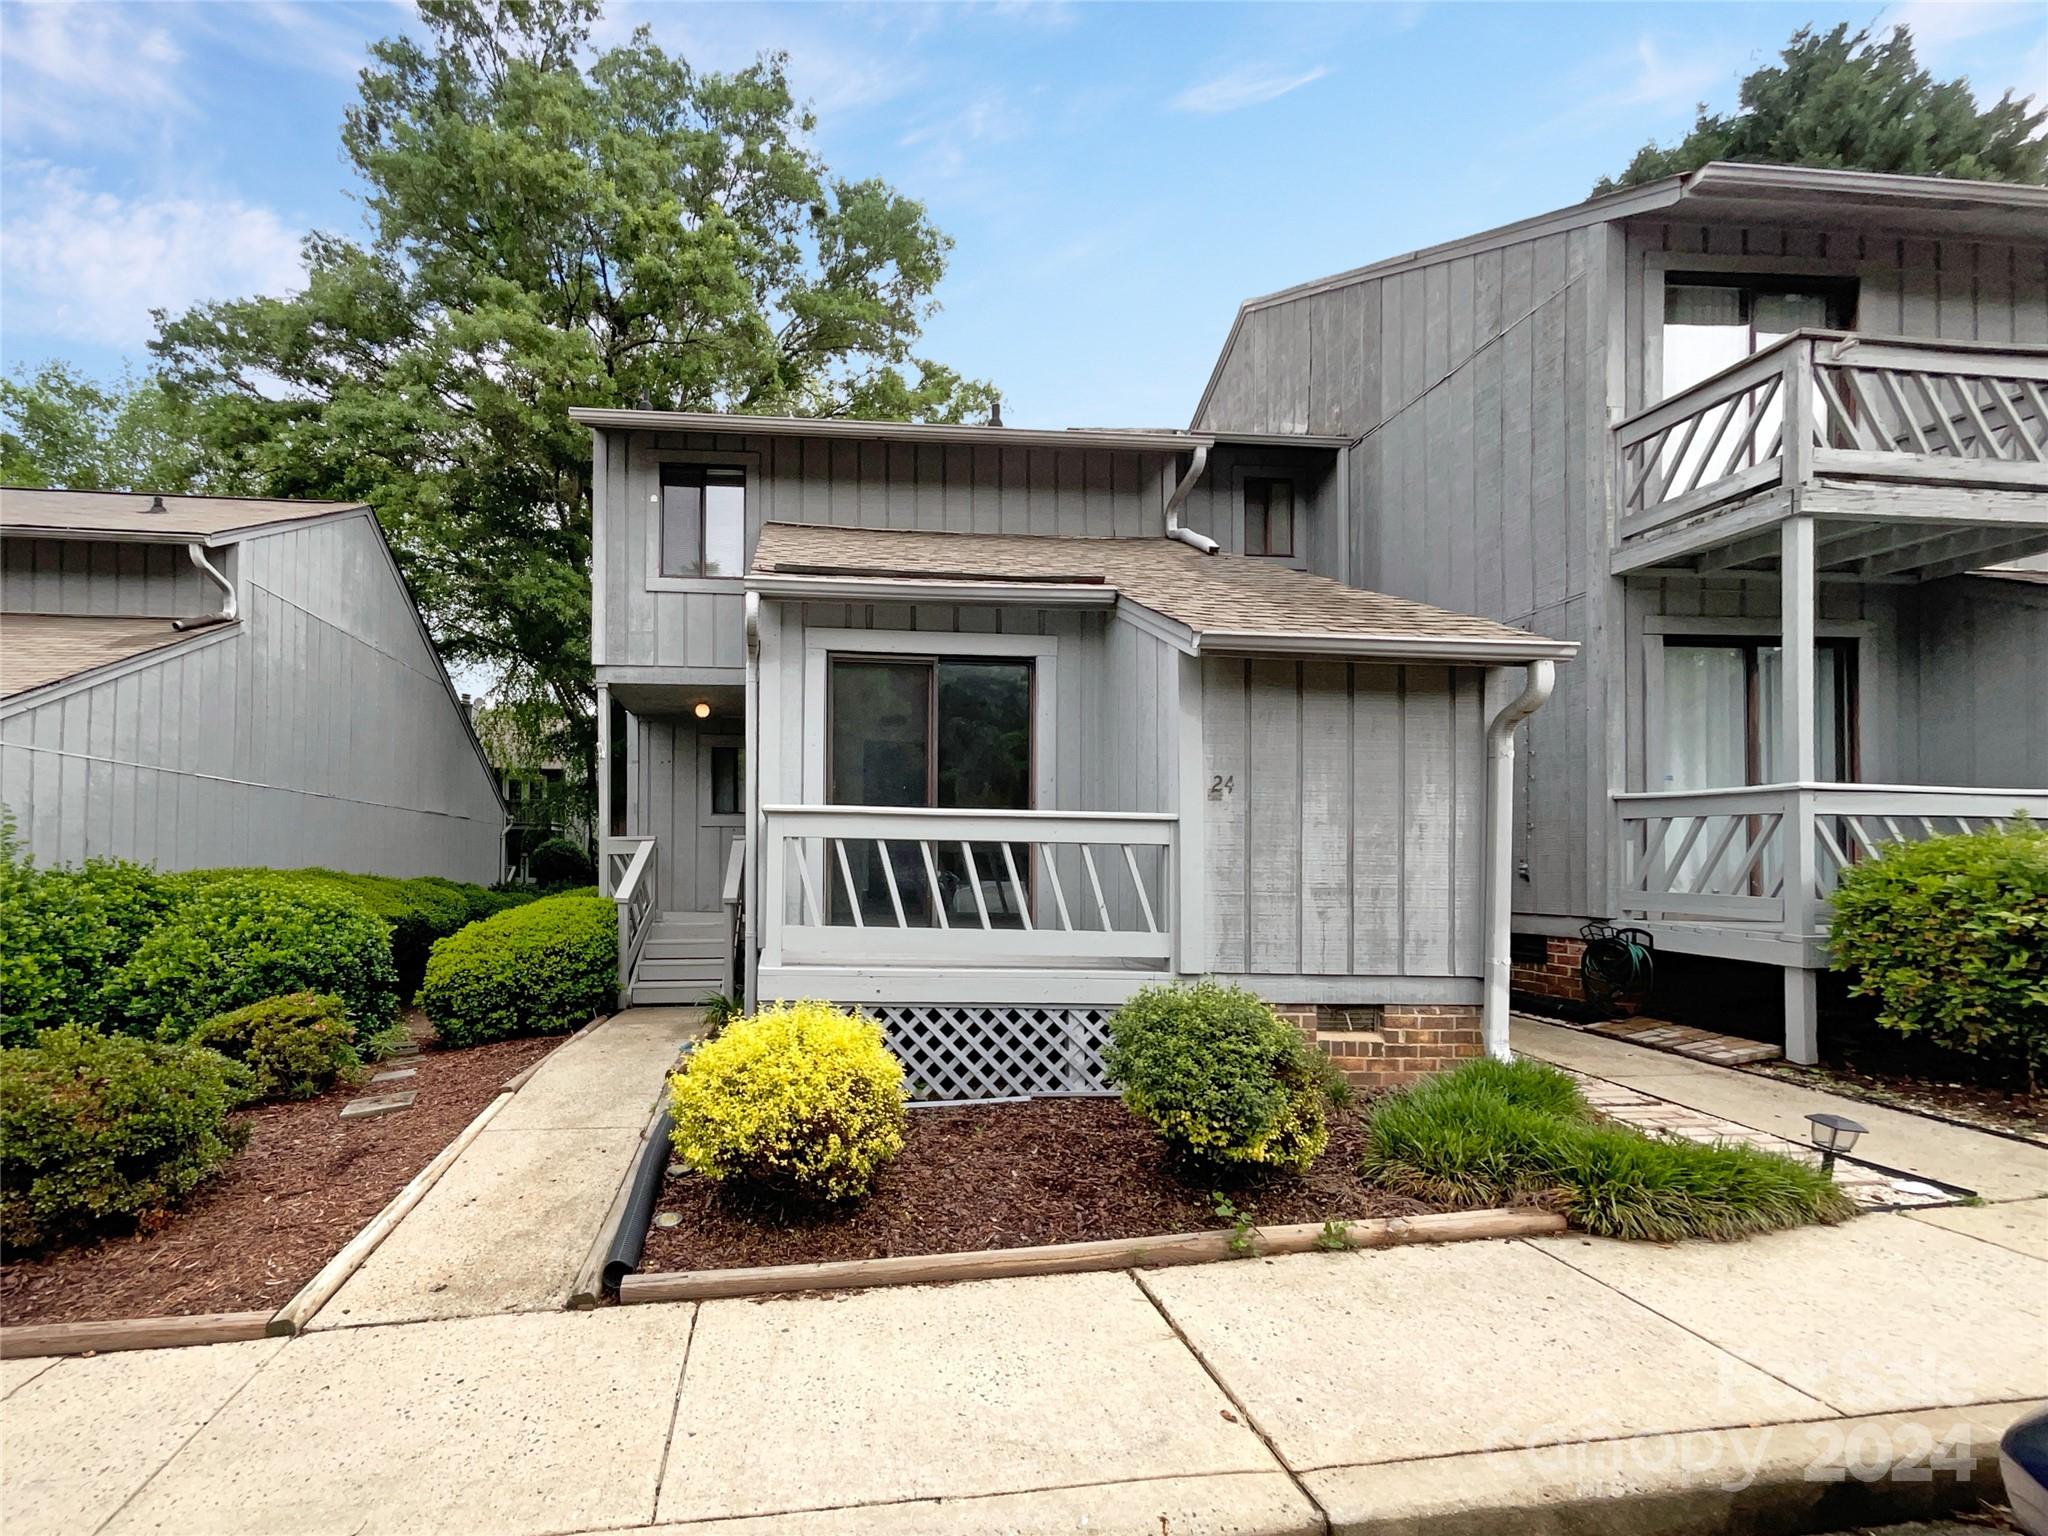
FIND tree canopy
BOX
[0,363,224,494]
[1597,23,2047,194]
[140,0,993,788]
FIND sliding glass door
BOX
[827,656,1033,926]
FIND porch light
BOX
[1805,1112,1866,1173]
[693,700,711,719]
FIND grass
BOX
[1359,1058,1857,1242]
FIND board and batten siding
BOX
[628,713,742,912]
[0,513,503,882]
[598,429,1174,676]
[1199,657,1490,980]
[1912,575,2048,792]
[3,538,218,618]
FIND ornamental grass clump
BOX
[1360,1057,1855,1241]
[1105,981,1340,1176]
[1829,819,2048,1089]
[667,1000,907,1204]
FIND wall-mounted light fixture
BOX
[693,701,712,719]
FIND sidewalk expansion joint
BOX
[648,1301,701,1524]
[1127,1268,1333,1535]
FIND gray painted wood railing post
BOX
[1780,509,1820,1066]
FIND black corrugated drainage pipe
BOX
[602,1107,674,1295]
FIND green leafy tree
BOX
[153,0,995,775]
[0,362,226,492]
[1598,23,2046,194]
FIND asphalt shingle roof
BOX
[0,487,365,543]
[0,613,207,698]
[751,523,1571,657]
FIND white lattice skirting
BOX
[865,1004,1115,1102]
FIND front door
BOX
[826,655,1033,926]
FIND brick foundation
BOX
[1512,935,1587,1003]
[1274,1004,1483,1093]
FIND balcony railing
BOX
[1616,783,2048,935]
[758,804,1176,971]
[1617,331,2048,537]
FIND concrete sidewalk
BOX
[1513,1014,2048,1201]
[309,1007,700,1329]
[6,1204,2042,1536]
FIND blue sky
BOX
[2,0,2043,430]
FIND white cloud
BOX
[1538,33,1750,136]
[1169,63,1330,116]
[0,1,187,143]
[1877,1,2048,104]
[0,167,305,348]
[898,91,1030,177]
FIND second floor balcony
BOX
[1613,331,2048,578]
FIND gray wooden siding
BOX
[3,538,217,617]
[598,430,1172,675]
[629,713,742,911]
[1912,576,2048,791]
[0,514,503,881]
[1199,657,1488,978]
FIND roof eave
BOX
[1191,629,1579,664]
[744,572,1120,608]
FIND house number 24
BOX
[1209,774,1235,800]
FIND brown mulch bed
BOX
[638,1096,1444,1274]
[0,1020,565,1327]
[1750,1058,2048,1143]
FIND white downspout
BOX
[172,543,237,630]
[1482,660,1555,1061]
[742,591,761,1011]
[1165,444,1218,554]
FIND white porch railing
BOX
[759,805,1176,971]
[1617,783,2048,935]
[1617,331,2048,537]
[604,835,658,1000]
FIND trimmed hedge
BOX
[99,874,401,1041]
[668,1000,907,1203]
[1104,981,1339,1175]
[1360,1058,1855,1241]
[0,1026,250,1251]
[528,837,595,888]
[190,992,362,1102]
[416,894,616,1047]
[0,831,173,1045]
[1830,820,2048,1088]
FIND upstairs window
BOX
[1243,477,1295,558]
[1662,276,1855,400]
[660,463,746,578]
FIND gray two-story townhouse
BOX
[577,410,1576,1101]
[1194,162,2048,1063]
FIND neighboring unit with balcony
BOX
[1194,162,2048,1061]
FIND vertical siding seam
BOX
[1295,658,1306,973]
[1396,666,1408,974]
[1345,663,1356,977]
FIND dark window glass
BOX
[659,464,746,577]
[1244,477,1294,557]
[607,696,628,836]
[710,745,742,817]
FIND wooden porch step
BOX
[629,981,718,1007]
[644,937,725,961]
[635,958,725,984]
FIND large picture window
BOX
[659,463,746,578]
[826,655,1033,925]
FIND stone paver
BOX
[1906,1196,2048,1262]
[646,1472,1317,1535]
[339,1089,417,1119]
[1534,1217,2048,1415]
[1136,1242,1826,1472]
[99,1309,693,1536]
[1588,1014,1782,1066]
[656,1271,1283,1525]
[1514,1016,2048,1201]
[0,1337,284,1536]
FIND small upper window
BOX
[1243,477,1294,558]
[660,463,746,578]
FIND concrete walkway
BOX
[1513,1014,2048,1202]
[310,1007,700,1329]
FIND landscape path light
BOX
[1804,1111,1866,1174]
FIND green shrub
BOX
[416,893,616,1047]
[528,837,595,888]
[0,1026,251,1251]
[1104,981,1336,1175]
[1360,1058,1855,1241]
[0,828,173,1044]
[668,1000,907,1203]
[99,874,401,1041]
[190,992,362,1102]
[1829,820,2048,1088]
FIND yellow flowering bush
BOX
[667,1000,907,1203]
